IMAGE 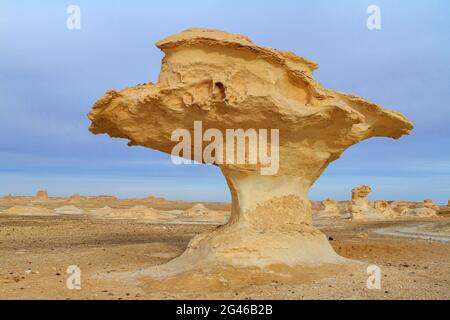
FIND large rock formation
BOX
[423,199,440,211]
[373,200,398,219]
[350,185,372,218]
[144,196,171,205]
[350,185,390,220]
[392,201,438,218]
[34,190,49,202]
[68,194,82,204]
[350,186,399,220]
[318,198,341,218]
[88,28,413,274]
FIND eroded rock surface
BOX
[91,205,175,221]
[392,202,437,218]
[68,194,82,204]
[350,185,385,220]
[317,199,341,218]
[349,186,438,220]
[54,205,85,215]
[179,204,230,223]
[88,28,413,274]
[2,205,55,216]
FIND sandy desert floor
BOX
[0,210,449,300]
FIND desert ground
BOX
[0,194,449,300]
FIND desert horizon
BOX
[1,187,449,300]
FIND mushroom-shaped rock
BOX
[350,186,394,220]
[351,185,372,207]
[88,29,413,274]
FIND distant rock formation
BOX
[96,205,174,220]
[90,206,116,217]
[391,202,437,218]
[2,205,55,216]
[144,196,170,204]
[85,195,119,202]
[422,199,440,211]
[0,195,33,203]
[88,28,413,273]
[351,185,371,209]
[68,194,82,204]
[34,190,49,202]
[54,205,85,215]
[373,201,397,218]
[405,207,437,218]
[181,203,229,223]
[317,199,340,218]
[184,204,212,215]
[349,187,439,221]
[350,186,382,220]
[350,186,398,220]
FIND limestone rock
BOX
[184,204,212,216]
[373,200,398,219]
[127,205,172,220]
[54,205,85,215]
[85,195,119,203]
[422,199,440,211]
[351,188,401,220]
[350,185,385,220]
[144,196,170,204]
[318,198,341,218]
[181,203,230,223]
[68,194,82,204]
[351,186,372,209]
[2,205,55,216]
[88,28,413,273]
[391,201,438,218]
[95,205,174,220]
[34,190,49,202]
[403,207,437,218]
[90,206,115,217]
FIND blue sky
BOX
[0,0,449,203]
